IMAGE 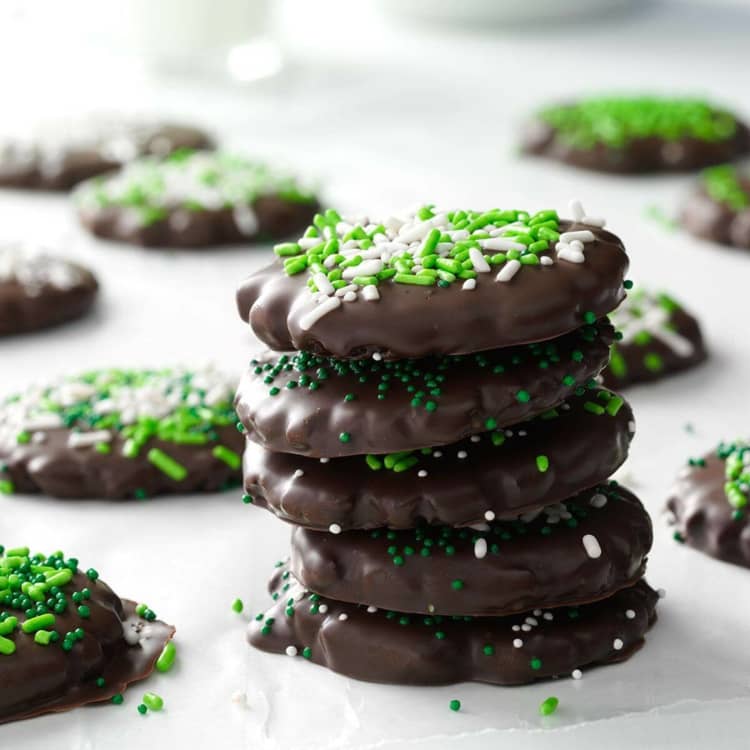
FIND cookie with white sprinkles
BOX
[236,320,615,457]
[248,565,658,686]
[681,165,750,249]
[0,244,98,336]
[75,149,319,248]
[243,389,635,530]
[0,117,212,191]
[289,483,652,617]
[668,441,750,568]
[236,202,629,359]
[0,544,174,723]
[0,367,243,499]
[523,96,750,174]
[601,288,706,388]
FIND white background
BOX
[1,1,750,748]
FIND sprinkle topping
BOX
[702,165,749,211]
[718,441,750,511]
[538,96,740,149]
[0,244,87,292]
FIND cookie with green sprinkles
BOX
[523,96,750,173]
[0,545,174,724]
[601,288,706,389]
[681,165,750,249]
[0,117,213,191]
[0,243,99,337]
[667,441,750,568]
[0,366,243,499]
[247,566,658,686]
[236,321,614,457]
[75,149,319,248]
[243,388,635,530]
[290,483,651,616]
[236,203,629,359]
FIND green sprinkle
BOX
[155,641,177,672]
[212,445,241,470]
[142,692,164,711]
[530,657,542,671]
[232,598,244,614]
[338,432,351,444]
[451,579,464,591]
[137,703,148,715]
[365,455,383,471]
[536,455,550,473]
[111,693,124,705]
[539,697,559,716]
[0,635,16,655]
[22,613,56,633]
[516,390,531,403]
[147,449,188,482]
[449,699,461,712]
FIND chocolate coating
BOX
[78,196,319,250]
[236,221,629,359]
[291,484,651,616]
[0,426,243,499]
[0,122,213,191]
[0,570,173,724]
[667,450,750,568]
[236,322,614,457]
[523,120,750,174]
[243,389,634,530]
[0,255,98,337]
[601,291,707,389]
[681,172,750,250]
[248,569,658,686]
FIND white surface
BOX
[1,1,750,748]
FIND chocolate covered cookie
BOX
[243,389,635,530]
[668,441,750,568]
[0,544,174,723]
[75,150,318,248]
[0,118,212,191]
[0,244,98,336]
[290,484,652,616]
[523,96,749,173]
[602,289,706,388]
[236,321,614,457]
[248,567,658,686]
[237,204,628,359]
[0,366,242,499]
[681,165,750,249]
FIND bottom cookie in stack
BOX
[248,453,658,685]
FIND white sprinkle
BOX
[582,534,602,559]
[481,237,526,252]
[299,237,321,250]
[343,291,357,302]
[589,493,608,508]
[470,435,481,443]
[335,284,358,297]
[329,523,342,535]
[319,457,330,463]
[484,510,496,522]
[557,248,585,264]
[540,255,554,266]
[543,612,554,621]
[362,285,380,301]
[338,613,348,621]
[525,617,538,627]
[533,609,542,616]
[582,215,606,228]
[625,609,636,620]
[417,469,428,478]
[560,230,595,243]
[299,296,341,331]
[571,669,583,680]
[292,469,304,479]
[569,199,585,221]
[285,646,298,657]
[318,604,328,614]
[31,432,47,444]
[474,538,487,559]
[468,247,491,273]
[518,430,527,437]
[495,259,521,282]
[433,450,443,458]
[521,624,531,632]
[569,239,584,252]
[68,430,112,448]
[513,638,523,648]
[457,450,468,459]
[628,420,636,433]
[462,278,476,291]
[613,638,624,651]
[342,259,383,279]
[372,352,383,361]
[367,605,377,613]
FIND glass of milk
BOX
[124,0,280,81]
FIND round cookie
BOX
[236,320,614,457]
[667,442,750,568]
[0,244,98,336]
[0,118,212,191]
[523,96,750,174]
[0,544,174,724]
[75,150,319,248]
[249,568,658,686]
[681,165,750,249]
[601,288,706,388]
[290,484,652,617]
[243,388,635,530]
[236,204,629,359]
[0,367,243,499]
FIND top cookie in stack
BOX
[237,202,658,686]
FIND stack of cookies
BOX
[236,203,659,685]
